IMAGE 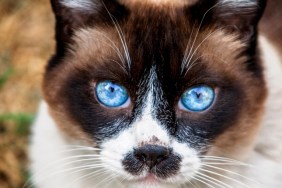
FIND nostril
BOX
[134,145,171,169]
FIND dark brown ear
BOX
[189,0,266,41]
[49,0,128,69]
[214,0,267,75]
[189,0,266,75]
[214,0,267,41]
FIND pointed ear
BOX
[215,0,267,41]
[50,0,128,59]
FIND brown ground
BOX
[0,0,54,187]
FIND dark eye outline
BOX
[178,85,215,112]
[95,80,130,108]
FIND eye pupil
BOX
[109,86,115,93]
[180,85,215,112]
[195,92,201,99]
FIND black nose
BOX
[134,145,171,169]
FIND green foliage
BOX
[0,50,13,88]
[0,67,14,88]
[0,113,35,135]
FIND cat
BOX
[29,0,282,187]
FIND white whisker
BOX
[27,164,104,188]
[182,2,222,74]
[201,156,253,167]
[49,146,101,155]
[202,162,250,166]
[184,25,236,76]
[102,1,132,70]
[95,171,120,188]
[24,154,103,188]
[48,157,101,169]
[202,164,262,187]
[109,59,128,73]
[195,174,226,188]
[66,167,108,186]
[200,168,251,188]
[39,154,102,168]
[181,22,197,72]
[92,30,127,64]
[182,54,205,77]
[196,171,232,188]
[38,164,104,180]
[184,176,198,188]
[86,31,128,73]
[192,176,216,188]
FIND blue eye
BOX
[96,81,129,108]
[180,85,215,112]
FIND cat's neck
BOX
[254,36,282,163]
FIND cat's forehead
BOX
[71,23,245,74]
[61,0,258,74]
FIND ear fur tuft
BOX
[214,0,266,41]
[218,0,261,18]
[48,0,128,70]
[220,0,257,7]
[61,0,99,11]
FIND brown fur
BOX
[44,27,134,142]
[44,2,267,160]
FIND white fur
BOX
[61,0,99,11]
[220,0,257,7]
[29,102,119,188]
[30,36,282,187]
[256,36,282,162]
[219,0,258,16]
[29,102,86,188]
[239,36,282,187]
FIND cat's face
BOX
[44,0,267,186]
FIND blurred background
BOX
[0,0,54,187]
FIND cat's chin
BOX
[127,180,173,188]
[123,173,181,188]
[136,173,172,185]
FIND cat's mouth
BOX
[130,172,174,187]
[138,173,159,183]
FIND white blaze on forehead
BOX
[134,90,170,145]
[134,68,170,145]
